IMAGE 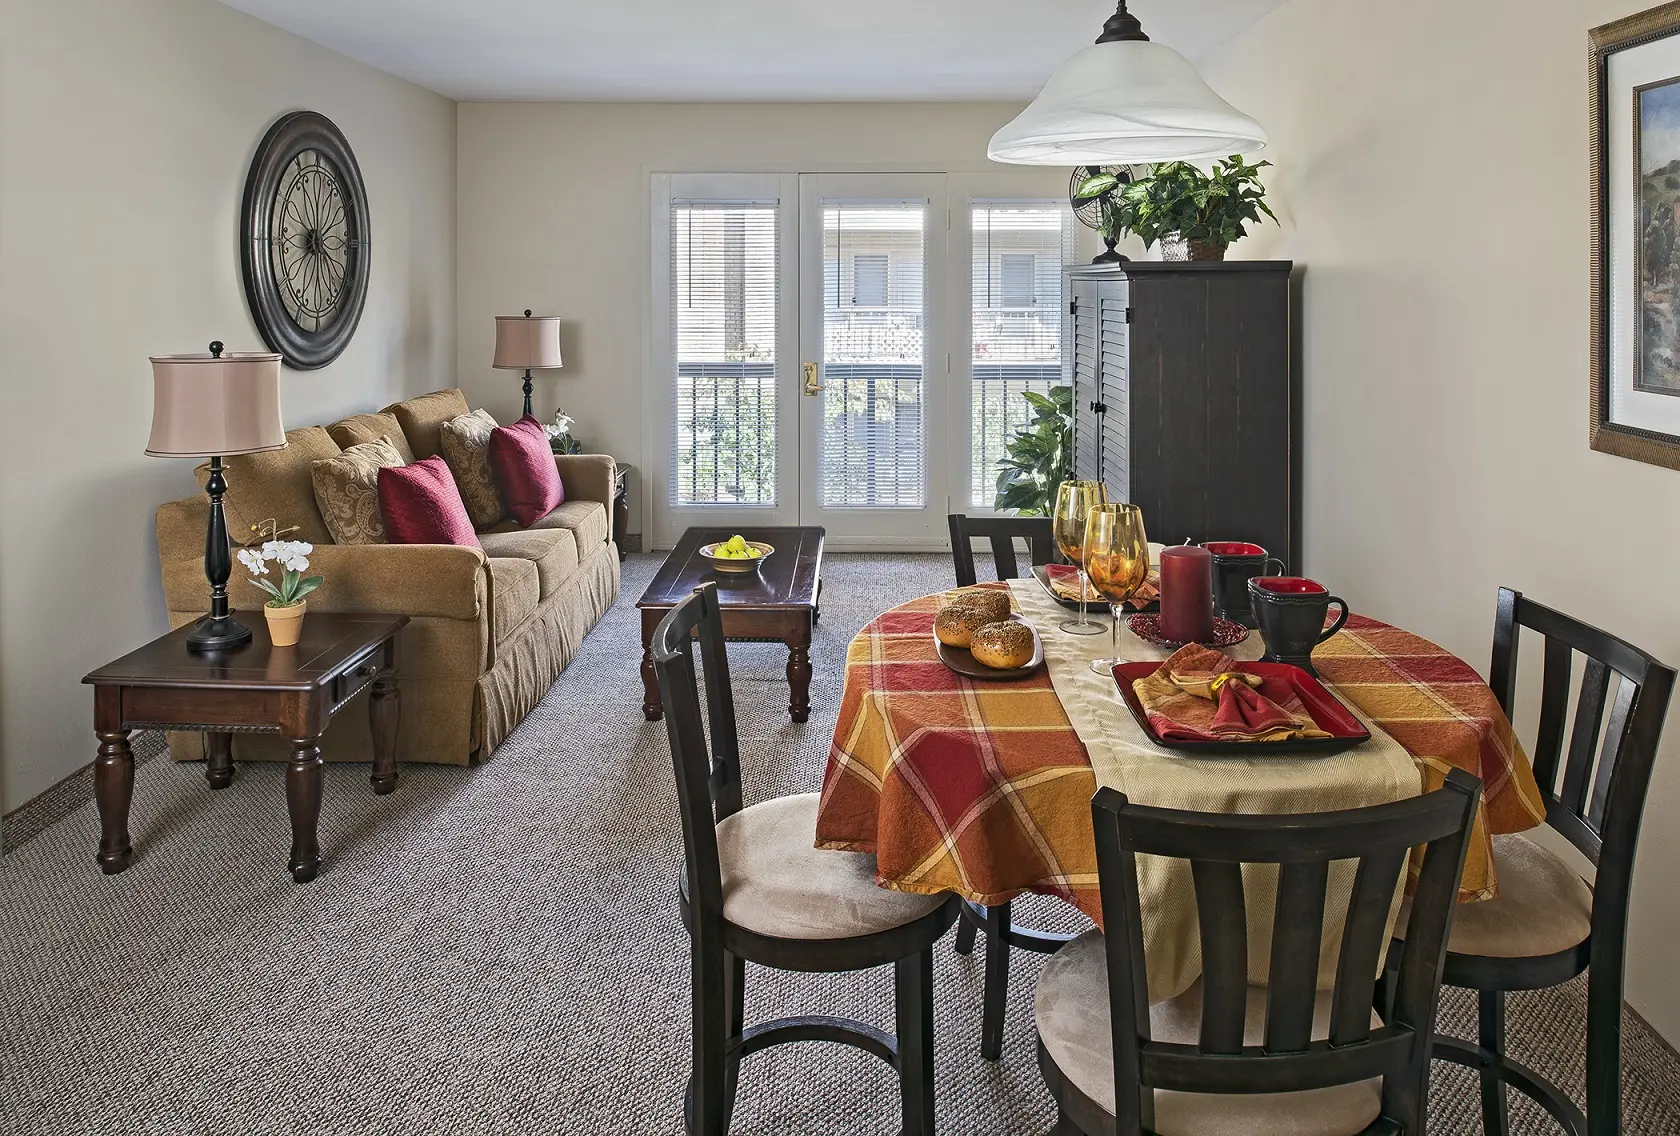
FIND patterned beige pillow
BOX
[310,436,406,545]
[438,409,504,528]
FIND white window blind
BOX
[821,202,926,508]
[970,201,1075,508]
[669,200,779,507]
[851,254,890,306]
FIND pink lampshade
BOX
[493,312,564,371]
[145,346,286,458]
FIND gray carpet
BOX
[2,553,1678,1135]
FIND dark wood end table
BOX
[82,612,407,883]
[637,526,823,723]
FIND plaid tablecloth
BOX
[815,584,1547,934]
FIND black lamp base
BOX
[187,614,254,653]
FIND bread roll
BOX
[970,620,1036,670]
[934,591,1013,647]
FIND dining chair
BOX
[652,583,961,1136]
[1392,587,1675,1136]
[946,511,1082,1060]
[946,512,1056,587]
[1036,770,1482,1136]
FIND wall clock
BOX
[240,111,370,370]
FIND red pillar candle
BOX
[1158,544,1215,644]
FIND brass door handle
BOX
[803,362,823,395]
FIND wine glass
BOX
[1084,503,1150,673]
[1053,479,1109,635]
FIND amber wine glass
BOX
[1084,503,1150,673]
[1053,479,1109,635]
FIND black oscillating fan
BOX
[1068,164,1148,264]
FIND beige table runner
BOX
[1008,578,1422,999]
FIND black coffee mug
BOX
[1204,542,1286,628]
[1248,576,1348,675]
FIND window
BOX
[970,201,1075,508]
[822,203,926,508]
[851,254,890,307]
[1000,253,1037,307]
[669,200,779,506]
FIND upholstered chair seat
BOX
[1036,931,1383,1136]
[679,793,946,940]
[1397,833,1593,961]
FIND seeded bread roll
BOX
[970,620,1035,670]
[933,591,1013,647]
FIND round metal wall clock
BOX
[240,111,370,370]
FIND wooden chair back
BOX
[1090,770,1481,1136]
[651,583,744,926]
[947,513,1055,587]
[1488,586,1675,872]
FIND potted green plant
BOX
[237,540,324,646]
[1081,155,1277,261]
[993,385,1073,516]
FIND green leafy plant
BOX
[994,385,1073,516]
[236,541,324,609]
[1076,156,1277,251]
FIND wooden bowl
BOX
[698,540,775,574]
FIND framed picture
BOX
[1592,2,1680,469]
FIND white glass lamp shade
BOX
[989,40,1268,165]
[493,314,564,371]
[145,350,285,458]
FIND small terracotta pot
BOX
[265,600,307,647]
[1160,234,1228,262]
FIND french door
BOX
[651,171,1074,550]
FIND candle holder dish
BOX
[1127,613,1249,650]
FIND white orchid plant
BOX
[236,541,324,609]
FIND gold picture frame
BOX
[1591,1,1680,469]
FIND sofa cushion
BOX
[478,528,581,599]
[487,557,539,642]
[489,415,564,527]
[378,456,482,549]
[196,425,339,547]
[438,409,505,529]
[326,412,415,463]
[385,388,471,460]
[310,437,405,546]
[529,500,610,552]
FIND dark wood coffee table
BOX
[638,526,824,723]
[82,612,406,883]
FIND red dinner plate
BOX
[1110,660,1371,755]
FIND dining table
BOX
[813,577,1548,1002]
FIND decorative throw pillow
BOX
[488,414,564,527]
[377,456,482,548]
[437,409,504,528]
[326,412,415,463]
[311,436,406,545]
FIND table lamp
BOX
[493,310,564,418]
[146,341,286,653]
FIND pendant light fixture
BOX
[988,1,1267,165]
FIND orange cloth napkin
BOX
[1045,562,1160,610]
[1133,644,1331,743]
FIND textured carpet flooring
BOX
[3,553,1679,1135]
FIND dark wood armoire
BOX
[1066,261,1302,572]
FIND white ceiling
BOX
[216,0,1289,102]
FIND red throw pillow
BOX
[489,414,563,527]
[377,456,482,548]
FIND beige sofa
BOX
[154,388,620,768]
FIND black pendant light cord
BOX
[1096,0,1150,43]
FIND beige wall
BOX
[0,0,457,812]
[454,101,1083,539]
[1202,0,1680,1041]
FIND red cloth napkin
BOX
[1134,644,1330,743]
[1045,562,1159,609]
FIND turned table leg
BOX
[286,736,324,883]
[94,716,134,875]
[786,618,813,724]
[369,671,400,795]
[641,610,664,721]
[205,732,233,790]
